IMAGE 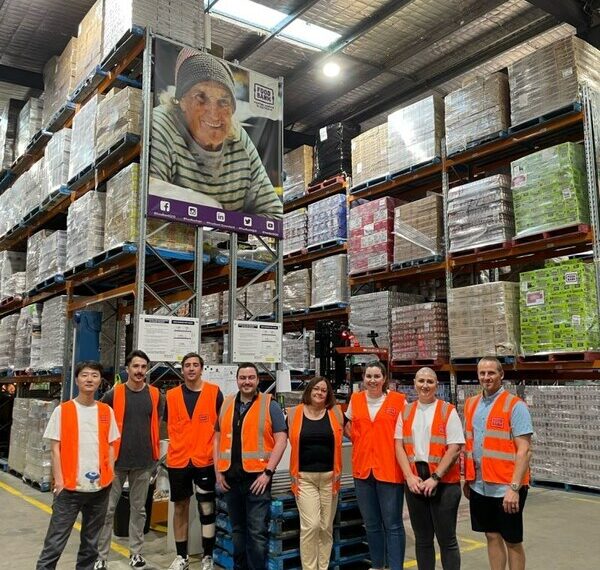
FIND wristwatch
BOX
[431,472,441,482]
[264,468,274,477]
[510,483,521,492]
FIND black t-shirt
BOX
[299,414,334,472]
[102,384,165,471]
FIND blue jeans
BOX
[224,474,271,570]
[354,475,405,570]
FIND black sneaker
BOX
[129,554,147,568]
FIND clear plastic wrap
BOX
[104,163,195,251]
[15,97,44,158]
[2,271,26,299]
[43,128,72,197]
[69,94,104,180]
[0,250,26,300]
[0,182,22,236]
[350,291,424,349]
[8,398,31,474]
[22,159,44,215]
[66,191,106,270]
[0,314,19,369]
[313,122,359,184]
[14,306,35,370]
[393,194,443,264]
[1,100,24,169]
[448,174,514,253]
[447,282,520,358]
[283,145,313,202]
[307,194,347,247]
[387,95,444,173]
[283,209,307,255]
[520,260,599,354]
[199,338,222,364]
[348,197,401,275]
[201,293,222,325]
[283,268,311,313]
[38,231,67,284]
[40,295,68,369]
[102,0,203,60]
[222,289,246,322]
[351,123,388,187]
[29,303,43,369]
[391,302,449,361]
[0,105,9,168]
[508,36,600,127]
[282,332,312,371]
[95,87,142,157]
[511,142,589,238]
[74,0,103,88]
[24,399,58,486]
[42,37,78,126]
[246,281,275,317]
[445,73,510,155]
[26,230,54,292]
[310,254,348,307]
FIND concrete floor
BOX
[1,470,599,569]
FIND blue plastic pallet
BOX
[391,254,444,270]
[350,173,390,194]
[101,26,144,72]
[70,66,108,104]
[508,102,582,134]
[46,101,77,133]
[306,238,347,252]
[389,157,441,180]
[307,302,348,313]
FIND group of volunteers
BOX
[35,351,532,570]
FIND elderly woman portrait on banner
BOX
[149,47,283,219]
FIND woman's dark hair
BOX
[125,350,150,366]
[363,360,389,391]
[302,376,336,409]
[74,361,103,377]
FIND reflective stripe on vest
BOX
[60,400,114,491]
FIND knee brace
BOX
[195,489,216,525]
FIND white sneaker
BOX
[168,555,190,570]
[93,561,107,570]
[201,556,214,570]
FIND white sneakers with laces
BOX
[168,555,190,570]
[201,555,214,570]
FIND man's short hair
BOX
[181,352,204,367]
[74,361,103,377]
[478,356,503,373]
[236,362,259,378]
[125,350,150,366]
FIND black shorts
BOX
[168,465,216,503]
[469,486,528,544]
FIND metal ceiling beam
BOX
[318,14,559,127]
[526,1,589,29]
[0,65,44,90]
[284,0,416,86]
[233,0,321,63]
[285,0,505,125]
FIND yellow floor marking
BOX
[571,496,600,505]
[0,479,129,558]
[150,523,168,533]
[403,535,486,567]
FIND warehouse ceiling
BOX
[0,0,598,145]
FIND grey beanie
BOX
[175,47,236,109]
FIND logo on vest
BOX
[490,417,504,428]
[198,414,209,422]
[385,407,397,416]
[85,471,100,483]
[438,425,446,435]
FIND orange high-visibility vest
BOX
[402,399,461,483]
[217,392,274,473]
[464,390,530,485]
[166,382,219,468]
[59,400,114,491]
[287,404,344,497]
[112,384,161,461]
[350,391,405,483]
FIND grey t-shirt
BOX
[103,384,165,471]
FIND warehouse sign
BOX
[138,315,200,362]
[147,38,283,237]
[232,320,282,363]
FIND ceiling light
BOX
[323,62,341,77]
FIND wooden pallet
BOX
[451,355,515,365]
[511,223,591,245]
[518,351,600,363]
[391,357,447,367]
[349,265,390,278]
[449,240,511,258]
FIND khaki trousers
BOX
[296,471,338,570]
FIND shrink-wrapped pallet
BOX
[246,281,275,318]
[283,332,311,371]
[74,0,104,88]
[313,122,358,184]
[40,296,68,369]
[348,197,401,275]
[283,209,307,255]
[95,87,142,157]
[26,230,54,292]
[14,306,35,370]
[351,123,388,187]
[283,269,311,313]
[307,194,347,247]
[508,36,600,127]
[24,399,58,487]
[520,260,599,354]
[102,0,203,60]
[447,282,520,358]
[0,105,9,168]
[511,142,589,238]
[66,192,106,270]
[0,314,19,369]
[0,250,26,300]
[448,175,514,253]
[43,128,71,197]
[445,73,510,156]
[391,302,449,361]
[222,289,246,322]
[38,231,67,285]
[200,339,222,364]
[29,304,43,369]
[69,94,104,180]
[202,293,222,325]
[25,159,44,215]
[15,97,44,158]
[387,95,444,173]
[283,145,313,202]
[1,100,24,169]
[104,163,195,251]
[310,254,348,307]
[8,398,31,474]
[42,37,78,126]
[350,291,424,349]
[393,194,443,264]
[2,271,26,299]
